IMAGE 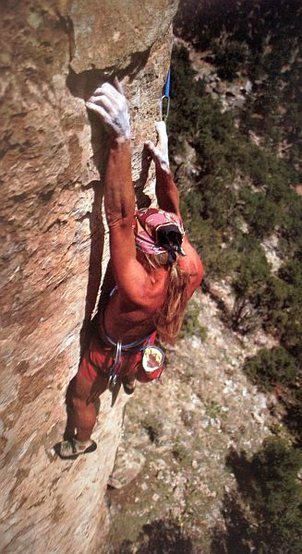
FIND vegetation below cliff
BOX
[107,1,302,552]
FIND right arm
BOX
[145,121,180,217]
[155,169,180,217]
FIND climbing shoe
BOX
[57,438,97,459]
[122,376,136,395]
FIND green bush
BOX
[249,438,302,553]
[180,299,207,340]
[259,275,291,335]
[142,415,163,444]
[280,305,302,362]
[212,39,248,80]
[243,346,297,392]
[169,45,300,290]
[258,265,302,360]
[232,236,270,298]
[220,438,302,554]
[239,188,279,238]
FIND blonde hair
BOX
[141,251,191,345]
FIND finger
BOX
[85,101,112,124]
[114,76,124,96]
[144,140,159,155]
[97,82,123,107]
[90,84,120,112]
[88,94,116,116]
[98,95,117,115]
[93,83,116,96]
[144,140,167,168]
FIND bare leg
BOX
[59,372,108,458]
[72,373,108,441]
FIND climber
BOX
[58,78,203,459]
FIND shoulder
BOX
[118,261,168,312]
[179,236,204,293]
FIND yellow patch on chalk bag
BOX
[142,346,165,373]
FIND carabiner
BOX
[160,95,170,121]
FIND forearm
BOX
[86,78,134,225]
[155,169,180,216]
[145,123,180,215]
[105,137,135,227]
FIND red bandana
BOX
[133,208,185,257]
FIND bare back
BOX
[101,235,203,343]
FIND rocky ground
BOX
[103,36,291,553]
[104,288,280,553]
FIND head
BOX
[136,248,169,272]
[133,207,185,264]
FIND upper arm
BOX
[108,221,151,306]
[182,236,204,298]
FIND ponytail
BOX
[156,262,190,344]
[141,251,190,345]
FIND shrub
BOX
[249,438,302,553]
[280,305,302,362]
[142,415,163,444]
[169,44,299,289]
[239,188,279,238]
[219,438,302,554]
[232,236,270,298]
[212,39,248,80]
[180,299,207,340]
[243,346,297,392]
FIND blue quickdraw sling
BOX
[160,69,171,121]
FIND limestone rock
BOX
[0,1,178,552]
[108,445,146,489]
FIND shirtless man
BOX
[59,78,203,458]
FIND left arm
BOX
[104,135,142,295]
[104,136,134,229]
[86,80,153,306]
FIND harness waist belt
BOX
[98,314,155,354]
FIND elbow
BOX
[107,213,133,229]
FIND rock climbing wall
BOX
[0,1,178,551]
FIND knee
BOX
[72,394,88,412]
[71,378,91,410]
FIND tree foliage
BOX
[212,440,302,553]
[171,3,302,550]
[243,346,297,392]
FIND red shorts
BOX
[78,330,163,384]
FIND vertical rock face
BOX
[0,1,178,551]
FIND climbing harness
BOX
[105,334,153,391]
[159,68,171,121]
[108,341,121,390]
[98,299,162,392]
[107,337,164,391]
